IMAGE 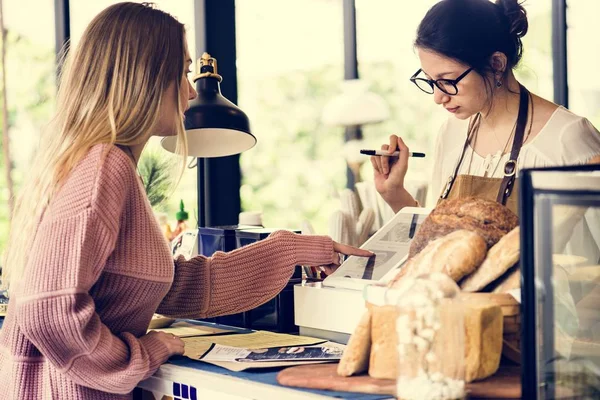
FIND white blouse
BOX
[430,106,600,202]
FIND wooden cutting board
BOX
[277,364,522,399]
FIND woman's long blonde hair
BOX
[1,2,188,291]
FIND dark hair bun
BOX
[496,0,528,39]
[415,0,528,72]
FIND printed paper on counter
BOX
[182,330,326,360]
[200,342,345,363]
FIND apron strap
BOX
[496,84,530,205]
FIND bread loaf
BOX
[366,299,503,382]
[390,230,487,286]
[368,305,399,379]
[337,310,372,376]
[461,227,520,292]
[463,301,503,382]
[409,197,518,258]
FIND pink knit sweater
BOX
[0,144,335,399]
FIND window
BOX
[567,1,600,127]
[514,0,553,101]
[236,0,344,233]
[356,0,445,206]
[71,1,196,57]
[1,0,56,250]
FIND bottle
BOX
[171,200,189,240]
[394,273,465,400]
[156,212,173,242]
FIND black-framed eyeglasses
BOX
[410,67,473,95]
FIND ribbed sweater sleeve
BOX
[157,230,335,319]
[14,146,172,394]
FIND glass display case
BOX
[521,165,600,399]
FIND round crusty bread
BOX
[409,197,519,259]
[460,227,520,292]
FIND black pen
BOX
[360,149,426,158]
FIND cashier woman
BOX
[371,0,600,355]
[372,0,600,255]
[0,3,371,399]
[373,0,600,212]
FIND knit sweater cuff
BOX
[139,333,172,375]
[291,233,335,266]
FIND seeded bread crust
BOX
[409,197,519,259]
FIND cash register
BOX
[294,207,431,343]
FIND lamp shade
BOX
[322,79,389,126]
[162,53,256,158]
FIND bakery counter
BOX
[0,314,523,398]
[0,315,390,399]
[135,356,393,400]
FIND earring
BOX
[495,80,503,88]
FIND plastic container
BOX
[394,273,465,400]
[363,274,465,399]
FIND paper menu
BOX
[201,342,344,363]
[182,330,326,360]
[323,206,431,290]
[150,321,236,338]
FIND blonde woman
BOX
[0,3,371,399]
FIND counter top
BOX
[138,355,393,400]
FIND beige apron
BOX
[441,174,519,215]
[438,84,531,216]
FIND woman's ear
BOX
[489,52,508,87]
[489,52,508,73]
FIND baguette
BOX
[368,305,398,379]
[491,265,521,293]
[461,227,520,292]
[337,310,372,376]
[390,230,487,286]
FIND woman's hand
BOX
[320,241,374,276]
[371,135,417,213]
[144,331,185,357]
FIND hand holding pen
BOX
[370,135,424,212]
